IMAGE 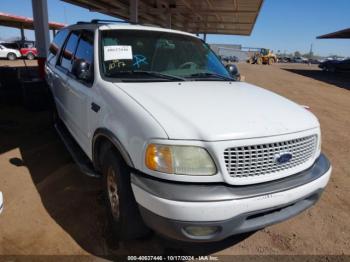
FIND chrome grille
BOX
[224,135,317,178]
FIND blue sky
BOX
[0,0,349,57]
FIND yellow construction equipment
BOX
[247,48,277,65]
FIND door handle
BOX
[91,102,100,113]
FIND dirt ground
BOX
[0,60,349,259]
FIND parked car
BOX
[222,55,239,63]
[293,57,308,63]
[319,58,350,72]
[277,56,292,63]
[0,44,21,60]
[19,41,38,60]
[20,47,38,60]
[46,22,332,242]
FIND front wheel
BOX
[101,148,150,240]
[7,53,17,61]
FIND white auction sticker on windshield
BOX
[104,45,133,61]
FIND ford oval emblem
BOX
[275,152,293,164]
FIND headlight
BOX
[145,144,216,176]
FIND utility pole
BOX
[309,44,313,59]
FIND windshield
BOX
[100,30,231,81]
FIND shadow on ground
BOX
[0,65,253,257]
[281,68,350,90]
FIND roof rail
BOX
[141,23,161,28]
[76,21,91,24]
[90,19,134,24]
[76,19,160,28]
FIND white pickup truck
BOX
[45,21,331,242]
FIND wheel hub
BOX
[107,167,120,220]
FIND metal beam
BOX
[130,0,139,23]
[60,0,263,36]
[138,7,257,15]
[167,13,172,28]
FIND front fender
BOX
[92,81,169,171]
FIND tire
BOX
[328,67,336,73]
[268,58,274,65]
[26,53,35,60]
[7,53,17,61]
[256,57,263,65]
[101,148,150,240]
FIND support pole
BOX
[31,0,50,79]
[203,33,207,42]
[129,0,139,24]
[20,27,25,42]
[167,13,172,29]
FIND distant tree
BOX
[294,51,302,57]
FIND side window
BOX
[48,29,69,58]
[72,30,94,84]
[58,31,80,72]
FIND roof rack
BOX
[76,19,160,28]
[76,21,91,24]
[90,19,135,24]
[76,19,137,25]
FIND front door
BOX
[65,30,95,153]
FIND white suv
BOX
[45,21,332,242]
[0,44,21,60]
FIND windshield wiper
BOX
[188,72,234,81]
[110,70,186,81]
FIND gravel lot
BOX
[0,61,349,258]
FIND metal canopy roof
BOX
[317,28,350,39]
[0,12,65,30]
[62,0,264,35]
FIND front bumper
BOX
[131,154,331,242]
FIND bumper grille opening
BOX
[246,203,295,221]
[224,135,317,179]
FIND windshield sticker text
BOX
[104,45,133,61]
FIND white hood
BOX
[115,81,319,141]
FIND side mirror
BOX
[72,59,91,82]
[226,64,241,81]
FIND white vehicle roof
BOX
[99,24,198,38]
[65,22,199,39]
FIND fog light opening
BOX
[183,226,221,237]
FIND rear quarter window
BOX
[58,31,80,72]
[48,29,69,60]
